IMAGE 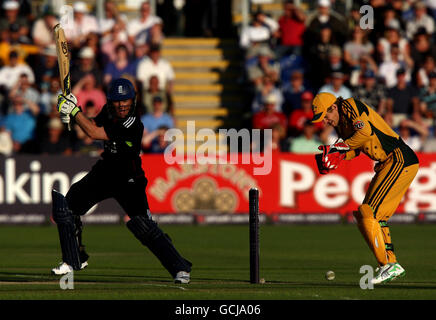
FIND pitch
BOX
[0,224,435,299]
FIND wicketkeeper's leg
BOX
[353,204,388,266]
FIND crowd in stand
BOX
[244,0,436,153]
[1,0,436,157]
[0,0,175,156]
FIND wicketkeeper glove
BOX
[57,94,81,118]
[317,140,350,171]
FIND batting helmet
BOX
[107,78,136,119]
[107,78,136,101]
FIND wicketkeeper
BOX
[312,92,419,284]
[51,78,192,284]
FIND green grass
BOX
[0,224,435,300]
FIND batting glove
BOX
[57,94,81,117]
[60,112,70,124]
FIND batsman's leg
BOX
[127,214,192,281]
[52,190,81,271]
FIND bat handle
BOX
[67,121,72,131]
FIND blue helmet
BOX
[107,78,136,101]
[107,78,136,118]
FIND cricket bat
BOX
[53,23,71,130]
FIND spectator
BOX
[136,44,175,94]
[397,118,428,152]
[239,11,278,59]
[289,120,321,154]
[8,21,32,44]
[8,73,40,111]
[0,50,35,90]
[103,44,136,86]
[345,3,363,31]
[343,26,375,70]
[416,55,436,88]
[252,94,287,130]
[382,4,403,33]
[2,95,38,153]
[376,24,412,66]
[378,45,411,88]
[70,46,103,88]
[64,1,99,49]
[276,1,306,57]
[101,21,132,64]
[246,46,280,89]
[0,127,13,156]
[281,70,311,114]
[145,125,171,153]
[305,24,337,89]
[31,7,59,48]
[318,71,352,99]
[320,45,350,83]
[147,22,165,47]
[305,0,348,48]
[99,0,127,36]
[410,30,436,75]
[268,123,288,152]
[72,73,106,114]
[406,2,434,40]
[422,130,436,152]
[386,68,420,127]
[141,96,174,150]
[39,117,72,155]
[0,1,28,32]
[420,71,436,119]
[33,44,59,92]
[127,0,163,46]
[142,75,172,115]
[353,70,387,114]
[349,54,379,88]
[288,91,323,137]
[40,76,61,115]
[252,75,283,114]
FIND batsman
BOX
[312,92,419,284]
[51,78,192,284]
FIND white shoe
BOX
[371,263,406,284]
[51,262,73,275]
[174,271,190,284]
[51,261,88,275]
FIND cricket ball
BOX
[325,270,335,281]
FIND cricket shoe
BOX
[371,263,406,285]
[51,261,88,275]
[174,271,190,284]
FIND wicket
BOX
[249,188,259,284]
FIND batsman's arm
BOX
[74,112,109,141]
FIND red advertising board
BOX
[142,153,436,215]
[0,153,435,224]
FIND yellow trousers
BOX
[361,147,419,265]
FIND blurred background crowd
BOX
[0,0,436,157]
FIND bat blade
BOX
[53,23,71,96]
